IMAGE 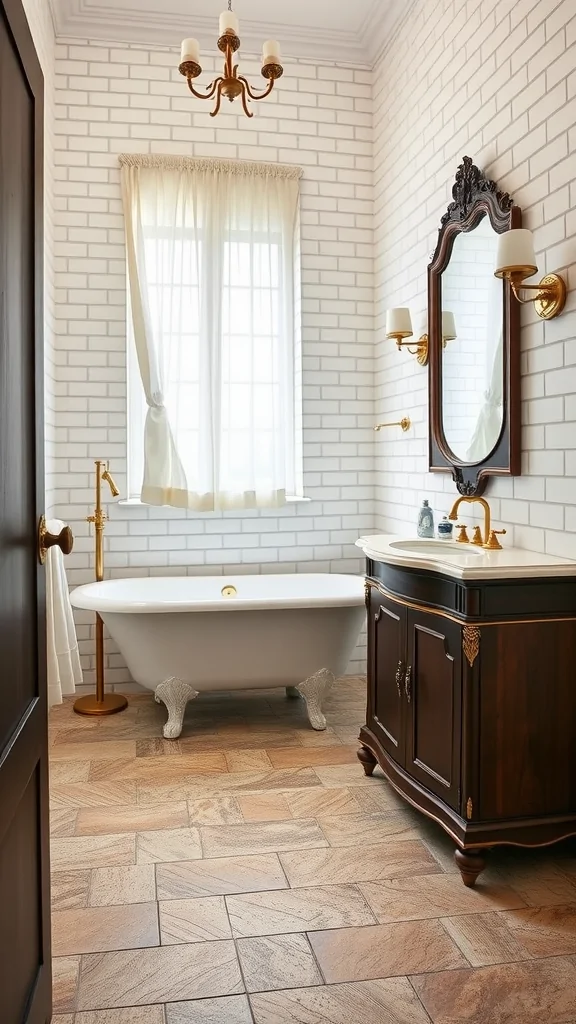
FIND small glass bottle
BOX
[437,515,454,541]
[417,499,435,538]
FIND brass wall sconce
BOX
[495,228,566,320]
[374,416,411,432]
[386,308,429,366]
[386,309,457,366]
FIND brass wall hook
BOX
[374,417,411,433]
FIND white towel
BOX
[46,518,83,705]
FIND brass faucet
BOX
[448,495,506,550]
[74,460,127,718]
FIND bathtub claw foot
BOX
[297,668,334,731]
[155,678,199,739]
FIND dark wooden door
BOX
[405,609,462,812]
[368,587,406,766]
[0,2,51,1022]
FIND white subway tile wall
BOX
[52,43,375,689]
[22,0,56,512]
[374,0,576,554]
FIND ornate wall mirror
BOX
[428,156,521,496]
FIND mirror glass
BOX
[440,215,504,463]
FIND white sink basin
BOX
[355,534,576,581]
[389,539,485,557]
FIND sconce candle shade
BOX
[181,38,200,64]
[386,307,413,338]
[442,311,457,341]
[494,228,538,279]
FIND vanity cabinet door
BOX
[405,610,462,811]
[368,587,406,767]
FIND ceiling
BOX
[49,0,405,65]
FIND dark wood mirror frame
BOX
[428,156,522,496]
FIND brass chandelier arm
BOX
[239,83,255,119]
[237,74,276,102]
[186,75,223,100]
[211,80,225,118]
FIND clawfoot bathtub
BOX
[71,574,365,739]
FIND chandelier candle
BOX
[178,3,283,118]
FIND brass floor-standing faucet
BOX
[74,461,128,716]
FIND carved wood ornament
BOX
[428,156,522,496]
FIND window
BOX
[121,154,303,510]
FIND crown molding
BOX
[50,0,369,64]
[360,0,406,65]
[49,0,406,65]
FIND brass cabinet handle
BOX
[404,665,412,703]
[38,515,74,564]
[395,660,404,698]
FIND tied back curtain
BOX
[120,154,302,511]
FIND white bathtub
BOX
[70,574,365,738]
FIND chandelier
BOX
[178,2,283,118]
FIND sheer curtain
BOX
[120,154,302,511]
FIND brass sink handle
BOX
[470,525,483,546]
[38,515,74,564]
[484,528,507,551]
[456,524,470,543]
[404,665,412,703]
[395,660,405,698]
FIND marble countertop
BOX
[356,535,576,581]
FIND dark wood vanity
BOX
[358,560,576,886]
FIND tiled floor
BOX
[49,677,576,1023]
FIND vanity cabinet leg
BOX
[357,745,378,777]
[155,677,199,739]
[454,847,487,887]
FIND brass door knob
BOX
[38,515,74,564]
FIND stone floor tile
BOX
[318,810,422,847]
[76,942,244,1010]
[267,746,358,770]
[52,903,159,956]
[165,995,253,1023]
[187,796,244,825]
[159,896,232,943]
[237,792,293,822]
[310,920,466,982]
[76,803,189,836]
[280,840,441,887]
[501,903,576,957]
[236,933,322,993]
[51,834,136,871]
[52,956,80,1014]
[136,828,202,864]
[226,883,376,937]
[411,956,576,1023]
[442,911,532,966]
[200,819,328,858]
[88,865,157,906]
[358,874,526,923]
[156,854,287,900]
[250,978,433,1024]
[51,870,91,911]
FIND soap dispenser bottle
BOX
[417,499,434,538]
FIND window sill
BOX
[117,496,311,509]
